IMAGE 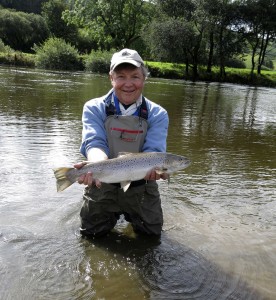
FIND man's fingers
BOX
[86,172,93,186]
[144,169,168,181]
[95,179,102,188]
[74,161,88,169]
[77,172,102,188]
[77,174,85,184]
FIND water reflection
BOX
[0,66,275,299]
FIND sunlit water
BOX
[0,66,275,299]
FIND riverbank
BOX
[0,51,275,88]
[146,61,276,88]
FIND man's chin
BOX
[121,96,136,105]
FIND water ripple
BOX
[138,238,263,300]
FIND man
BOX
[76,48,169,237]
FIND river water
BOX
[0,66,275,300]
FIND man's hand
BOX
[74,161,101,188]
[144,169,169,181]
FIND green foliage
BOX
[84,50,112,73]
[239,0,276,74]
[143,19,193,63]
[146,61,185,79]
[263,60,274,70]
[157,0,196,20]
[63,0,152,49]
[225,58,246,69]
[41,0,79,44]
[0,8,49,52]
[0,0,47,14]
[0,38,13,53]
[0,51,35,67]
[146,61,276,87]
[34,37,82,70]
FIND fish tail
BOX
[53,167,75,192]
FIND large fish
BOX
[53,152,191,192]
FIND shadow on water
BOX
[82,230,264,300]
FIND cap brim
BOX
[111,59,141,71]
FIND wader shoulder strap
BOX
[105,97,148,120]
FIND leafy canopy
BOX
[63,0,153,50]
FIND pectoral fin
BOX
[155,167,168,175]
[120,181,131,192]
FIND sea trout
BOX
[53,152,191,192]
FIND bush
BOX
[0,39,13,53]
[146,61,184,79]
[0,8,49,52]
[0,52,35,67]
[225,58,246,69]
[262,60,274,70]
[34,37,83,70]
[0,39,14,53]
[85,50,112,73]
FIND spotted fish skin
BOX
[53,152,191,192]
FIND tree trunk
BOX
[191,28,203,81]
[185,57,189,77]
[218,24,225,81]
[192,62,198,81]
[257,32,270,75]
[257,30,265,75]
[250,38,259,80]
[207,30,214,73]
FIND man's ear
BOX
[109,74,114,85]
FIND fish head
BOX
[163,153,191,173]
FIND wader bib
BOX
[105,115,148,159]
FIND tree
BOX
[216,1,246,78]
[241,0,276,76]
[63,0,153,50]
[202,0,226,73]
[41,0,79,44]
[149,0,208,80]
[0,0,47,14]
[150,0,248,80]
[0,8,49,52]
[143,19,192,63]
[157,0,196,20]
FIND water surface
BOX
[0,66,275,299]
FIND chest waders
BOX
[80,96,163,237]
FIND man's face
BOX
[110,64,145,105]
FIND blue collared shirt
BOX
[80,89,169,158]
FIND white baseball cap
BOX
[110,48,144,71]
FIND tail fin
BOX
[53,167,75,192]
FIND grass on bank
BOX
[146,61,276,87]
[0,52,36,67]
[0,51,275,88]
